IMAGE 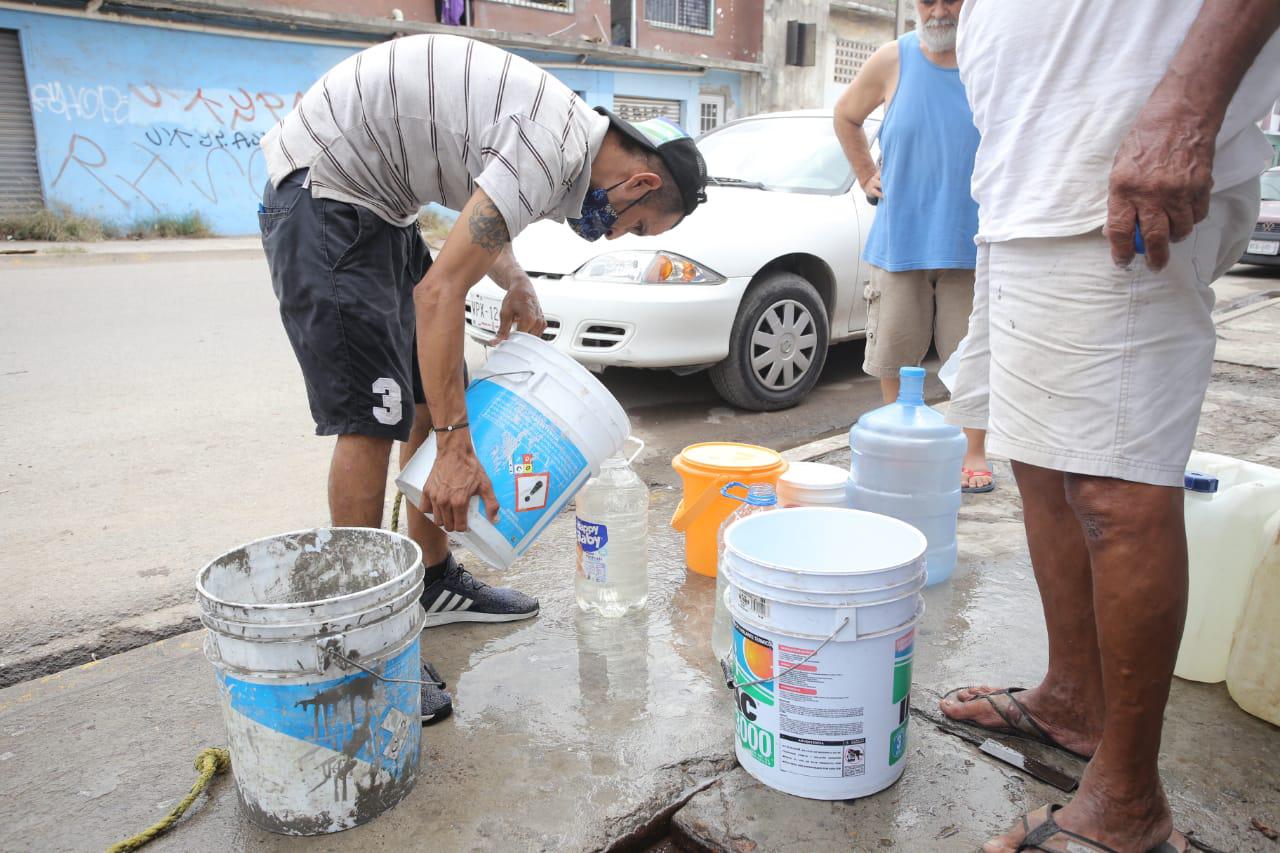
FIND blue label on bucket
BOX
[467,379,589,550]
[218,639,421,775]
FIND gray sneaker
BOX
[420,555,539,627]
[421,660,452,725]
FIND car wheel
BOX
[710,272,829,411]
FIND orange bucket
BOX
[671,442,788,577]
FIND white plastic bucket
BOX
[397,332,630,569]
[721,508,926,800]
[777,461,851,508]
[197,528,425,835]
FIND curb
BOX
[0,248,265,268]
[0,601,201,690]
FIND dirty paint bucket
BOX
[397,332,630,570]
[196,528,425,835]
[721,508,926,800]
[671,442,788,576]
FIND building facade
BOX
[0,0,765,233]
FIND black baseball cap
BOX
[596,107,708,217]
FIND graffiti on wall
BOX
[29,80,305,227]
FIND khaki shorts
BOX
[862,266,976,379]
[965,179,1258,487]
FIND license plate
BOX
[1247,239,1279,256]
[467,294,502,333]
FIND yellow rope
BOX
[391,490,403,533]
[106,747,231,853]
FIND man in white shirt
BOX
[938,2,1279,850]
[259,34,706,718]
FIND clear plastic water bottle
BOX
[847,366,966,585]
[575,450,648,616]
[711,482,778,662]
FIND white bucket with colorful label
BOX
[397,333,630,570]
[721,507,927,800]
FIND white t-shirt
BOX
[957,1,1280,243]
[261,35,609,235]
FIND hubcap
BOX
[749,299,818,391]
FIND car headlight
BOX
[574,251,726,284]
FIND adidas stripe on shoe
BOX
[419,554,539,627]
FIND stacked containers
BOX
[777,462,851,508]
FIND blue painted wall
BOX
[1,8,355,234]
[2,9,743,235]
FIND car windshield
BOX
[697,115,864,193]
[1262,171,1280,201]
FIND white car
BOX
[465,109,880,411]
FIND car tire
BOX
[710,272,830,412]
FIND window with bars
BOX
[833,37,878,85]
[484,0,572,12]
[645,0,712,33]
[613,95,683,125]
[699,101,719,133]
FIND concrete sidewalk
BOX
[1,291,1278,852]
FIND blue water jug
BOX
[847,366,966,585]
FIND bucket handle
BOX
[723,616,850,691]
[469,369,537,388]
[319,637,444,687]
[624,435,645,466]
[671,479,743,532]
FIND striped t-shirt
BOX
[260,34,610,235]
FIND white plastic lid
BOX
[777,462,850,507]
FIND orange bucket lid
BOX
[676,442,785,475]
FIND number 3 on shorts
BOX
[372,377,403,426]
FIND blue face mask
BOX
[568,181,649,242]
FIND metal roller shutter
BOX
[0,29,43,216]
[612,95,683,126]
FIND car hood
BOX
[511,185,853,279]
[1259,199,1280,223]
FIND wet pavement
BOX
[3,429,1278,851]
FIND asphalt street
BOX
[2,254,1274,686]
[0,253,890,685]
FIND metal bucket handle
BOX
[470,369,537,387]
[318,637,444,687]
[721,600,926,691]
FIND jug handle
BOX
[670,478,738,532]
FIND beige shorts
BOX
[862,266,976,379]
[945,179,1259,486]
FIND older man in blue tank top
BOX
[834,0,992,494]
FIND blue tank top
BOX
[862,31,980,272]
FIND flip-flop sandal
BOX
[941,686,1093,760]
[1014,804,1188,852]
[963,468,996,493]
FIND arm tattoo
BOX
[468,199,510,253]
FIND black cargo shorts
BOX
[259,170,434,442]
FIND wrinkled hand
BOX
[491,277,547,344]
[420,439,500,532]
[860,169,883,201]
[1106,98,1215,271]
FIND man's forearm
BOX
[416,280,469,430]
[835,119,878,187]
[487,244,525,292]
[1154,0,1280,132]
